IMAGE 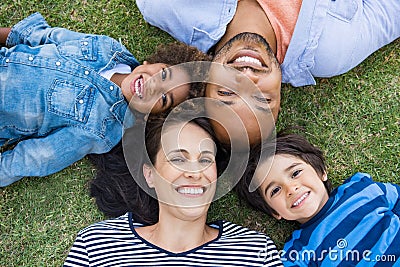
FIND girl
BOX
[0,12,210,186]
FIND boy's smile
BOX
[256,154,329,224]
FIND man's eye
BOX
[161,68,167,81]
[270,186,281,197]
[217,90,235,96]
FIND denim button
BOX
[84,70,89,75]
[55,61,61,66]
[28,56,34,61]
[5,59,9,63]
[109,86,114,91]
[83,41,89,46]
[79,99,84,104]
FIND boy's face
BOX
[121,62,190,114]
[256,154,329,224]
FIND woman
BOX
[64,110,282,266]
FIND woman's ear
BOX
[272,213,282,220]
[143,164,155,188]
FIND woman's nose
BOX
[183,170,202,180]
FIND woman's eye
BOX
[199,157,214,165]
[270,186,281,197]
[161,68,167,81]
[169,157,185,163]
[217,90,235,96]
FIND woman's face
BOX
[121,62,191,114]
[143,122,217,220]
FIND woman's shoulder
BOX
[77,213,136,237]
[212,220,274,241]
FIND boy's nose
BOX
[286,183,299,196]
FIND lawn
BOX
[1,1,399,266]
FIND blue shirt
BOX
[0,13,139,186]
[136,0,400,87]
[282,172,400,266]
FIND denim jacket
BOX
[0,13,139,186]
[137,0,400,87]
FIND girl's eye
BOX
[161,93,167,107]
[161,68,167,81]
[292,170,302,178]
[270,186,281,197]
[217,90,235,96]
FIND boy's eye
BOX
[270,186,281,197]
[292,170,302,178]
[161,68,167,81]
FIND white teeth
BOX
[234,56,262,67]
[177,187,204,195]
[134,77,143,98]
[293,192,309,207]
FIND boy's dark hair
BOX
[235,131,333,217]
[146,42,212,99]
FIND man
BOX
[136,0,399,147]
[137,0,400,87]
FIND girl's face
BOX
[121,62,191,114]
[256,154,329,224]
[143,122,217,220]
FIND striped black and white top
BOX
[64,212,283,266]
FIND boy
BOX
[0,12,210,187]
[237,133,400,266]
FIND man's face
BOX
[205,33,281,147]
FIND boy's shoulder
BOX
[342,172,372,185]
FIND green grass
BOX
[1,1,399,265]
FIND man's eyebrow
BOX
[220,100,234,105]
[255,105,272,114]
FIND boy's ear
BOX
[321,173,328,181]
[143,164,155,188]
